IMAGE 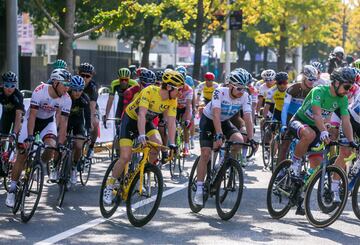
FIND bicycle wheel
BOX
[3,161,12,192]
[57,154,71,207]
[20,162,44,222]
[12,181,23,215]
[188,157,203,213]
[126,163,163,227]
[215,159,244,220]
[79,156,92,186]
[111,135,119,163]
[304,165,348,228]
[270,137,277,173]
[266,160,293,219]
[99,160,122,218]
[351,177,360,220]
[261,125,271,169]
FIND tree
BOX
[20,0,134,71]
[97,0,193,68]
[246,0,339,70]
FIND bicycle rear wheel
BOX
[99,160,122,218]
[351,177,360,220]
[79,156,92,186]
[3,161,12,192]
[266,160,292,219]
[304,165,348,228]
[20,162,44,222]
[57,155,71,207]
[215,159,244,220]
[12,181,23,215]
[188,157,204,213]
[126,163,163,227]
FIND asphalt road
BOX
[1,131,360,245]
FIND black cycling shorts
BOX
[199,114,239,148]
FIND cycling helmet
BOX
[330,67,357,84]
[227,68,252,87]
[176,66,187,78]
[118,68,131,79]
[139,69,156,86]
[53,59,67,69]
[50,68,72,82]
[311,61,323,73]
[334,46,345,56]
[70,75,85,90]
[204,72,215,81]
[136,67,147,77]
[185,75,194,87]
[302,65,318,81]
[262,69,276,81]
[2,71,18,84]
[275,72,288,83]
[162,70,185,87]
[155,71,164,81]
[353,59,360,69]
[79,63,94,74]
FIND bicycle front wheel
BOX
[126,163,163,227]
[351,176,360,220]
[215,159,244,220]
[20,162,44,222]
[80,156,92,186]
[57,155,71,207]
[304,165,348,228]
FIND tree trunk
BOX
[250,51,256,75]
[141,17,155,67]
[277,22,287,71]
[57,0,75,72]
[263,47,268,69]
[192,0,204,80]
[230,30,237,70]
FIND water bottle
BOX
[218,149,225,166]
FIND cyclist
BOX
[176,80,193,156]
[103,68,138,126]
[128,65,137,79]
[193,69,256,206]
[288,67,356,203]
[195,72,219,113]
[52,59,68,70]
[102,70,184,205]
[328,46,347,74]
[311,61,329,87]
[256,69,276,115]
[67,75,91,185]
[155,70,164,86]
[279,65,317,163]
[78,63,98,157]
[5,69,72,208]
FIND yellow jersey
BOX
[265,86,286,111]
[196,81,219,101]
[125,85,177,121]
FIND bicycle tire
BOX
[111,135,119,163]
[270,137,277,173]
[304,165,348,228]
[3,162,12,192]
[57,154,71,207]
[12,181,23,215]
[20,162,44,222]
[351,177,360,220]
[261,125,271,168]
[266,160,292,219]
[126,163,163,227]
[99,160,121,218]
[187,156,204,213]
[80,156,92,186]
[215,159,244,220]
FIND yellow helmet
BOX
[162,70,185,87]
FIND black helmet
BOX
[275,72,288,83]
[155,71,164,81]
[330,67,357,84]
[79,63,95,74]
[2,71,18,84]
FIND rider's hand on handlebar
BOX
[320,131,331,145]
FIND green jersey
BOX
[295,85,349,126]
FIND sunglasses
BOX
[120,78,129,82]
[4,83,16,89]
[277,81,288,86]
[80,74,92,79]
[342,84,353,91]
[308,78,317,82]
[71,88,83,92]
[235,86,246,92]
[169,85,184,92]
[264,79,273,82]
[61,81,71,87]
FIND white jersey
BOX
[203,87,252,121]
[259,83,273,97]
[27,83,72,119]
[314,77,330,87]
[349,92,360,124]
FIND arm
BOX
[263,103,271,120]
[213,107,222,135]
[27,108,38,136]
[256,96,264,113]
[281,103,290,127]
[184,99,192,121]
[137,106,148,136]
[312,105,327,132]
[90,101,97,128]
[341,115,354,142]
[84,102,92,133]
[105,95,114,118]
[243,112,254,140]
[13,110,23,135]
[58,115,69,144]
[166,114,176,145]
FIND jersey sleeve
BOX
[283,92,293,105]
[196,83,204,95]
[61,94,72,116]
[265,89,275,104]
[185,87,193,101]
[30,84,46,110]
[310,88,322,107]
[242,93,252,113]
[14,90,25,112]
[109,80,117,95]
[138,88,151,109]
[88,82,99,101]
[211,88,222,109]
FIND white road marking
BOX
[35,183,188,245]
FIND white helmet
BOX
[261,69,276,81]
[50,68,71,82]
[302,65,318,81]
[334,46,345,56]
